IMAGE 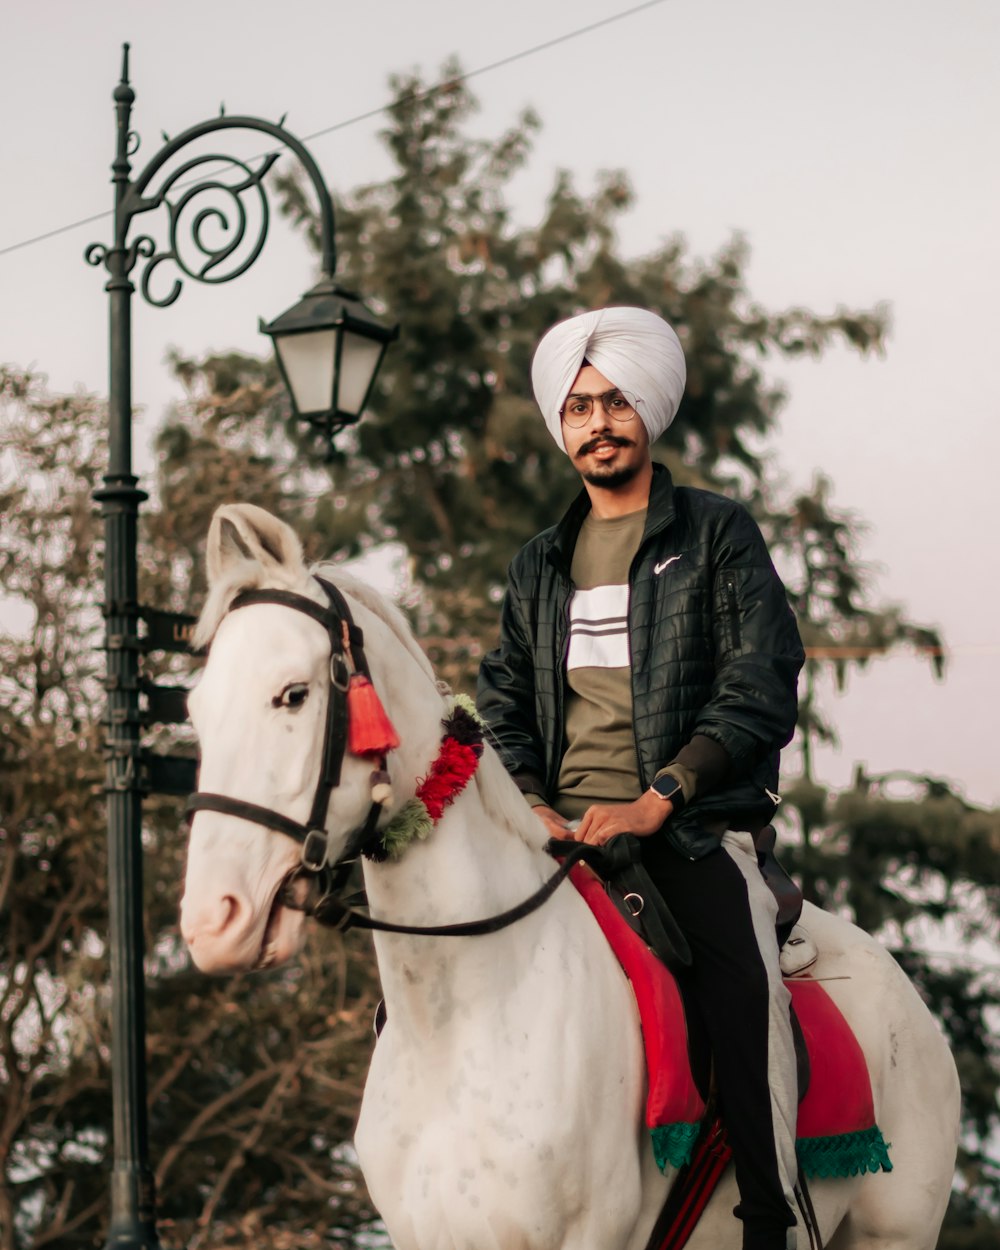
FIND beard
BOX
[575,433,640,489]
[580,461,642,489]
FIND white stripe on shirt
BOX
[567,584,630,670]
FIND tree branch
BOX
[31,1189,106,1248]
[190,1060,299,1244]
[155,1062,285,1189]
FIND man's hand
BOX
[568,790,673,847]
[532,805,574,840]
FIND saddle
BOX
[552,840,892,1184]
[546,824,803,968]
[753,824,804,948]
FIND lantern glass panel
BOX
[276,329,337,415]
[338,332,386,416]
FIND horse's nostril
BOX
[217,894,242,934]
[180,891,245,945]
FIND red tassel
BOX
[347,675,400,757]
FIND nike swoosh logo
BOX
[653,555,683,575]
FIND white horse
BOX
[180,503,960,1250]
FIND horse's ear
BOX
[206,503,306,586]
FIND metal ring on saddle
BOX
[623,891,645,917]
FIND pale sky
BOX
[2,0,998,804]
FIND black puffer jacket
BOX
[477,465,805,859]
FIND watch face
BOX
[653,776,682,800]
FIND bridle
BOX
[184,574,584,936]
[186,577,384,883]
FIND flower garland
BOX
[366,694,485,862]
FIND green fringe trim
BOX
[380,798,433,861]
[650,1122,893,1179]
[651,1121,702,1172]
[796,1126,893,1178]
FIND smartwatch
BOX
[648,773,686,813]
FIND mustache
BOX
[576,433,635,456]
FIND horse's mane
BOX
[312,562,438,687]
[320,571,548,847]
[475,744,550,852]
[317,569,547,850]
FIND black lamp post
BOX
[85,44,396,1250]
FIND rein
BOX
[301,840,692,968]
[302,841,596,937]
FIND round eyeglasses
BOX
[559,388,640,428]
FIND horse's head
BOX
[180,503,440,974]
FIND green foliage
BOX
[3,61,997,1248]
[778,765,1000,1242]
[763,465,999,1243]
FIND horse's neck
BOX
[362,779,555,1032]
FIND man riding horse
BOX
[478,307,805,1250]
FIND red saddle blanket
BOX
[570,864,892,1178]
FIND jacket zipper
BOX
[550,584,572,793]
[627,543,646,788]
[722,572,741,653]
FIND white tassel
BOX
[371,768,393,806]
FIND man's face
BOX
[560,364,649,489]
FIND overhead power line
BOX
[0,0,670,261]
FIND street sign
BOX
[139,607,197,793]
[140,607,197,654]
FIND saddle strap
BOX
[545,835,693,973]
[644,1116,732,1250]
[753,824,804,946]
[643,1123,825,1250]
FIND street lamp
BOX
[262,277,398,447]
[85,44,396,1250]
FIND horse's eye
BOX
[273,682,309,710]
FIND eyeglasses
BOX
[559,388,640,428]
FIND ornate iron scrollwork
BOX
[131,150,279,307]
[85,46,336,308]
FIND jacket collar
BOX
[546,462,677,575]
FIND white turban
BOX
[531,307,687,453]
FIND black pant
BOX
[641,833,797,1246]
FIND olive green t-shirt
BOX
[556,508,647,820]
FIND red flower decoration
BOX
[415,738,480,821]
